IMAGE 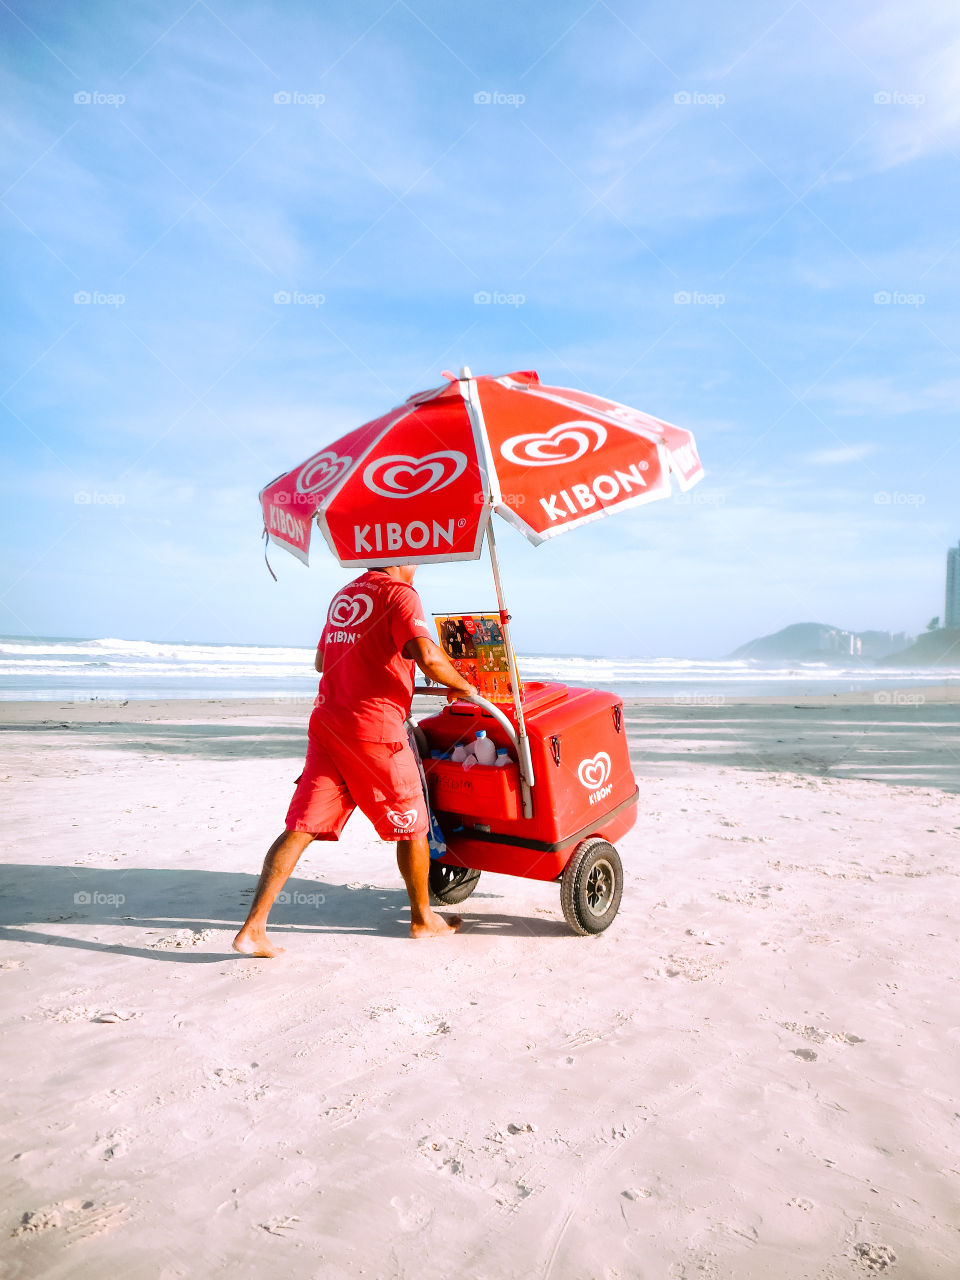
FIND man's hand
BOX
[403,637,477,700]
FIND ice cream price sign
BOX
[434,614,512,705]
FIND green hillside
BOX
[880,629,960,667]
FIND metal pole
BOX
[486,513,535,818]
[458,366,535,817]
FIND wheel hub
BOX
[584,857,614,914]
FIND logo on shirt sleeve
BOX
[328,591,374,627]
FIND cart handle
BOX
[412,684,535,818]
[413,685,518,746]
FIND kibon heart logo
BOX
[328,592,374,627]
[362,451,467,498]
[499,421,607,467]
[296,449,352,494]
[577,752,611,789]
[387,808,417,829]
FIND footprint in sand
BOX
[322,1095,365,1128]
[12,1199,129,1242]
[259,1214,299,1236]
[417,1134,465,1175]
[41,1005,139,1024]
[661,953,725,982]
[97,1128,132,1161]
[210,1066,248,1087]
[148,929,215,950]
[497,1179,537,1212]
[365,1004,450,1036]
[390,1193,433,1232]
[781,1022,865,1047]
[854,1242,897,1272]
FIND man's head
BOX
[366,564,417,584]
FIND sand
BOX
[1,691,959,1278]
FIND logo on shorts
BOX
[577,752,613,805]
[328,591,373,627]
[362,451,467,498]
[296,449,352,495]
[387,808,417,829]
[499,421,607,467]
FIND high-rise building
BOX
[947,541,960,629]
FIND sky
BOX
[1,0,958,658]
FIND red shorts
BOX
[285,710,428,841]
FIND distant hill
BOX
[730,623,914,663]
[879,628,960,667]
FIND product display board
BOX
[434,613,513,705]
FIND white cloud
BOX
[811,376,960,414]
[802,443,878,464]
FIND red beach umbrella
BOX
[260,367,703,567]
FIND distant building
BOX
[948,541,960,629]
[817,627,862,656]
[860,630,913,659]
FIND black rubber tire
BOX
[560,838,623,935]
[429,863,481,905]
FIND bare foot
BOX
[410,910,462,939]
[232,928,286,958]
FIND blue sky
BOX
[2,0,958,657]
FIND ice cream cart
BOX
[409,610,638,933]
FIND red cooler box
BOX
[419,682,638,881]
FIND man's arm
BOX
[314,647,323,674]
[403,637,477,699]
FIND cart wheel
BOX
[560,838,623,935]
[429,863,481,905]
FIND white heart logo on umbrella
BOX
[577,752,611,789]
[296,449,353,495]
[387,808,417,829]
[328,592,373,627]
[363,451,467,498]
[500,421,607,467]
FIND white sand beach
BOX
[2,691,959,1278]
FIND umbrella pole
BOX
[485,515,535,818]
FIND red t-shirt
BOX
[315,571,434,742]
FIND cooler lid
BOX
[517,681,568,712]
[444,680,569,718]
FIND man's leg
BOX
[396,834,462,938]
[233,829,314,957]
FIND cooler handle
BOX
[414,685,518,745]
[413,685,535,819]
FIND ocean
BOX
[1,635,956,703]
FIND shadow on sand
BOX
[0,864,570,961]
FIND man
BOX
[233,565,477,956]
